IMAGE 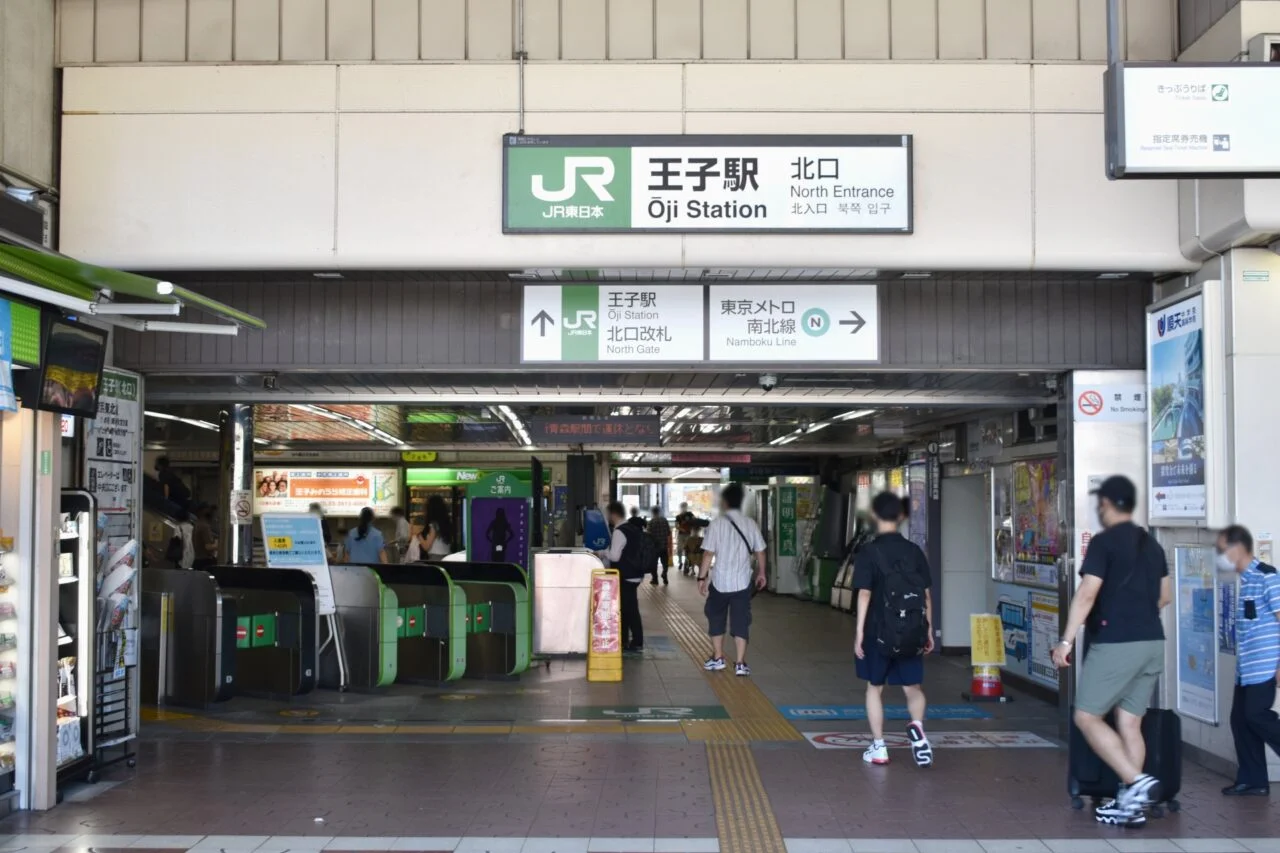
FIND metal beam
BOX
[145,388,1053,408]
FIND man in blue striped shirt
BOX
[1217,525,1280,796]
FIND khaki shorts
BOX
[1076,640,1164,717]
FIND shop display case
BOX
[0,531,17,797]
[56,491,95,784]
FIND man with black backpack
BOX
[598,500,652,653]
[854,492,935,768]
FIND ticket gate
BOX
[443,563,531,678]
[365,563,468,683]
[322,565,398,690]
[208,566,318,699]
[141,568,238,708]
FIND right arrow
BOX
[531,310,555,337]
[838,310,866,334]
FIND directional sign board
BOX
[709,284,878,363]
[522,284,704,363]
[522,283,880,365]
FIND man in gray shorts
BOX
[1052,475,1171,827]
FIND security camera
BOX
[759,373,778,393]
[262,373,278,391]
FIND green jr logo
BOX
[531,157,616,203]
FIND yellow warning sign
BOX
[970,613,1006,667]
[267,536,293,550]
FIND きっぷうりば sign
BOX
[504,134,913,233]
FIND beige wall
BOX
[58,62,1190,272]
[1,0,57,185]
[57,0,1177,64]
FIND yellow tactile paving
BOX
[646,587,803,743]
[707,741,788,853]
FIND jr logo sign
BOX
[506,144,631,231]
[531,157,616,202]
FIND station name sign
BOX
[1105,62,1280,179]
[503,134,913,233]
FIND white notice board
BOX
[260,513,336,615]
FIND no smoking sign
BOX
[1077,390,1104,417]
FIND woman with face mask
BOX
[1217,524,1280,797]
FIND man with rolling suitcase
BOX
[1052,475,1172,826]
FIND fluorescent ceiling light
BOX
[833,409,875,422]
[93,303,182,316]
[900,272,932,279]
[146,410,269,444]
[313,272,343,279]
[0,275,94,313]
[143,321,238,336]
[806,422,831,435]
[1097,273,1130,280]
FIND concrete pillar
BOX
[217,404,254,565]
[595,452,612,507]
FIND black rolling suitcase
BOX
[1068,707,1183,816]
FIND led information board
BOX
[1106,62,1280,178]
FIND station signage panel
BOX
[708,284,878,363]
[1106,62,1280,178]
[522,284,704,363]
[503,134,913,233]
[528,415,661,446]
[521,283,880,365]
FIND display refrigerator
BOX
[56,491,96,785]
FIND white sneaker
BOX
[703,657,726,671]
[862,743,890,765]
[735,661,751,677]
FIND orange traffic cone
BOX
[963,664,1010,703]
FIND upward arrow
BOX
[838,310,866,334]
[531,310,555,337]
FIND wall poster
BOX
[993,582,1061,693]
[1175,544,1217,724]
[1012,458,1061,589]
[1148,294,1206,520]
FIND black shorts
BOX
[705,585,753,640]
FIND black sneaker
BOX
[906,722,933,767]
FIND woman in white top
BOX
[404,495,454,562]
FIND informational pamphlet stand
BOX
[259,513,346,690]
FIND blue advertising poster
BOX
[0,300,16,413]
[1175,545,1217,723]
[1148,295,1206,519]
[260,513,335,615]
[470,497,530,570]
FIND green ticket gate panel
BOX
[443,563,531,678]
[366,564,466,683]
[322,565,399,691]
[208,566,318,700]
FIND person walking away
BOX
[390,507,411,561]
[676,503,696,573]
[597,501,649,652]
[854,492,934,767]
[155,456,192,514]
[1052,475,1170,826]
[342,507,388,564]
[1217,525,1280,796]
[698,483,767,677]
[648,507,673,586]
[191,504,218,569]
[630,505,648,530]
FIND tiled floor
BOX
[0,576,1274,852]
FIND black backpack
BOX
[873,545,930,659]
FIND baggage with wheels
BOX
[1068,706,1183,816]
